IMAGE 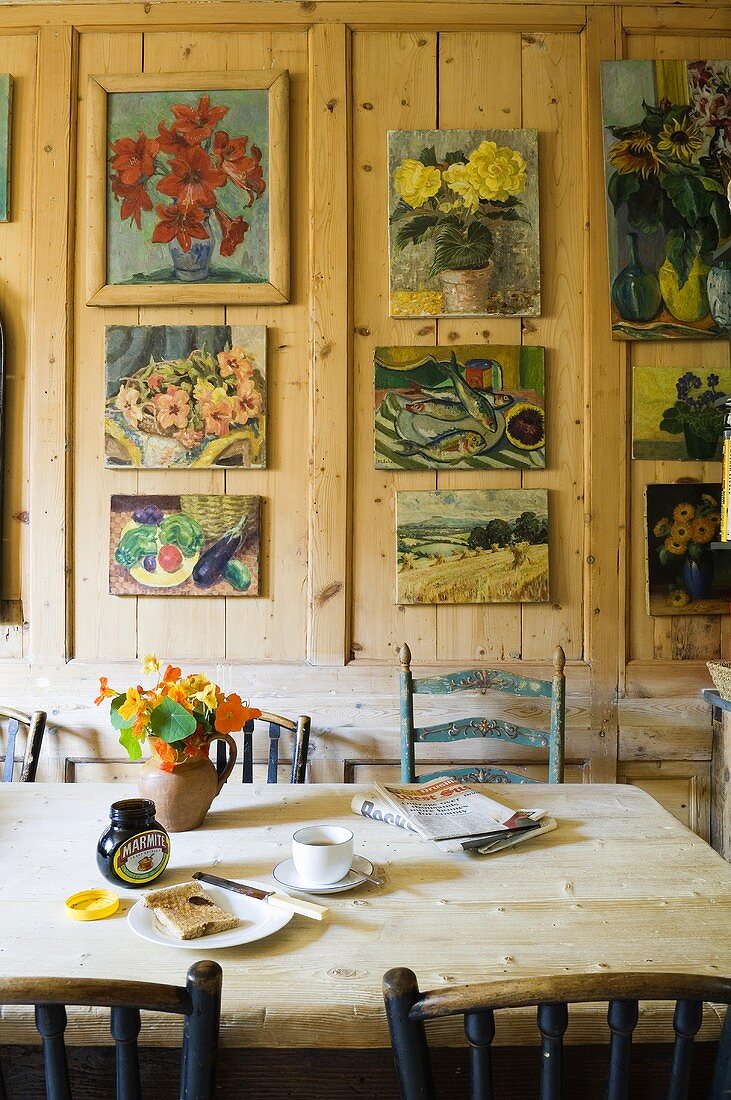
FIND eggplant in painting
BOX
[192,513,249,589]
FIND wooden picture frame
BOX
[86,70,289,306]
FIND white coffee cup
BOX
[292,825,354,885]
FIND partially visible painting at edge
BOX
[375,345,545,470]
[105,325,266,469]
[387,128,540,319]
[0,75,12,223]
[601,59,731,341]
[633,365,730,461]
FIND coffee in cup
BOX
[292,825,354,885]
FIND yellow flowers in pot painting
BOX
[388,129,540,319]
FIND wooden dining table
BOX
[1,781,730,1098]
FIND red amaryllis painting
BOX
[107,90,268,285]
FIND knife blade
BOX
[192,871,328,921]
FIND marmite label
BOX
[112,829,170,884]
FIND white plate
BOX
[271,855,375,895]
[127,881,293,950]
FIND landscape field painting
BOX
[105,324,266,469]
[396,490,549,605]
[0,76,12,222]
[633,365,730,461]
[388,128,540,319]
[110,494,260,597]
[375,345,545,470]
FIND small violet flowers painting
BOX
[106,88,270,286]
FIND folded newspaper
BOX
[351,777,557,854]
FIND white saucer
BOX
[272,854,375,895]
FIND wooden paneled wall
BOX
[0,0,728,839]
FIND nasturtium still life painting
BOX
[633,366,730,461]
[0,75,12,222]
[87,71,288,305]
[105,325,266,469]
[375,345,545,470]
[396,490,549,606]
[387,129,540,318]
[601,60,731,340]
[110,494,260,597]
[645,483,730,616]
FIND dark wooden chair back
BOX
[383,967,731,1100]
[0,706,47,782]
[215,711,310,784]
[398,643,565,785]
[0,961,222,1100]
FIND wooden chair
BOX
[0,706,47,783]
[0,960,222,1100]
[398,643,565,785]
[215,711,310,784]
[383,967,731,1100]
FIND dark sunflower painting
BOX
[601,60,731,340]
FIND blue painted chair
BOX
[398,643,565,785]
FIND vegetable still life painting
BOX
[86,71,288,305]
[110,494,260,596]
[375,345,545,470]
[95,655,260,770]
[601,60,731,339]
[105,325,266,469]
[0,75,11,222]
[633,366,730,460]
[646,484,731,615]
[387,129,540,318]
[396,490,549,605]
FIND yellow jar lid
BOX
[65,889,120,921]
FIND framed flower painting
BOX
[601,60,731,340]
[86,71,289,306]
[105,325,266,469]
[387,128,540,319]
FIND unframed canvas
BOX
[601,59,731,340]
[396,489,549,605]
[110,494,260,597]
[632,365,730,461]
[105,325,266,469]
[387,128,540,319]
[375,345,545,470]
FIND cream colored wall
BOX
[0,1,727,840]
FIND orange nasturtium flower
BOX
[148,736,178,773]
[94,677,117,706]
[161,664,182,684]
[215,694,261,735]
[118,687,144,723]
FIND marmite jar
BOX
[97,799,170,888]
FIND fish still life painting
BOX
[387,128,540,318]
[109,494,260,596]
[601,60,731,339]
[645,483,731,615]
[375,345,545,470]
[633,366,730,461]
[105,325,266,469]
[396,490,549,606]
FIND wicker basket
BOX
[707,661,731,701]
[179,495,252,540]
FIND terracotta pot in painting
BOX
[439,261,494,313]
[138,733,238,832]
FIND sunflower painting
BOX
[601,60,731,340]
[387,129,540,318]
[645,483,731,616]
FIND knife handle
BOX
[267,893,328,921]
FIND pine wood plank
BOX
[434,31,524,663]
[307,22,351,665]
[350,30,438,662]
[0,782,727,1049]
[28,25,75,661]
[72,31,141,660]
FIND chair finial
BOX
[398,642,412,668]
[553,645,565,673]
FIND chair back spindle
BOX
[35,1003,72,1100]
[111,1005,142,1100]
[537,1003,568,1100]
[668,999,703,1100]
[464,1009,495,1100]
[216,712,310,785]
[606,998,638,1100]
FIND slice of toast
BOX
[142,880,240,940]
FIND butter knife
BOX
[192,871,328,921]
